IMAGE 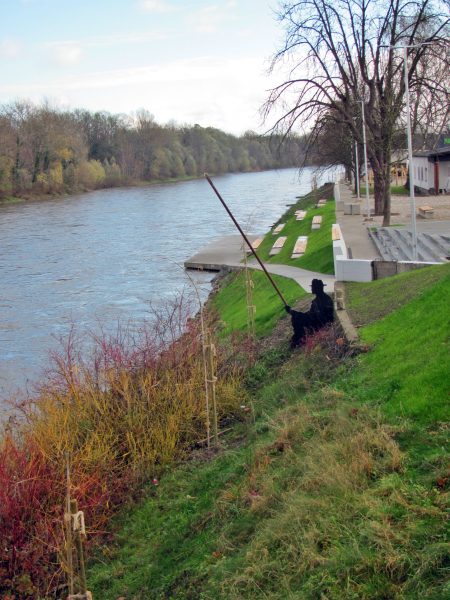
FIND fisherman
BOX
[285,279,334,348]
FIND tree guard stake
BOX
[204,173,288,307]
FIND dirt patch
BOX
[372,193,450,224]
[258,296,312,352]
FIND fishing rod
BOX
[204,173,288,307]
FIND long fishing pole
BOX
[204,173,288,307]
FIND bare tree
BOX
[265,0,449,225]
[409,44,450,149]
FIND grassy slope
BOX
[344,264,450,423]
[211,270,306,337]
[254,187,335,274]
[88,265,449,599]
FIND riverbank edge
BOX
[86,258,450,594]
[0,181,329,597]
[0,165,307,205]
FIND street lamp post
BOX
[360,100,371,219]
[355,139,361,200]
[382,41,436,259]
[403,45,418,261]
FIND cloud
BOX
[136,0,175,12]
[0,56,265,93]
[0,38,22,59]
[44,31,166,51]
[51,43,83,66]
[188,2,238,34]
[0,56,275,134]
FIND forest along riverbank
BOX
[0,167,334,403]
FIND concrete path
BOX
[184,234,335,292]
[335,182,450,260]
[335,185,381,260]
[184,183,450,290]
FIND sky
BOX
[0,0,290,135]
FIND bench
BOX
[291,236,308,258]
[344,203,361,215]
[295,210,307,221]
[246,237,263,253]
[418,205,434,219]
[269,236,287,256]
[273,223,285,234]
[311,215,322,230]
[332,224,341,241]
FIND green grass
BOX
[343,264,450,424]
[210,270,306,337]
[88,265,449,600]
[345,264,449,327]
[390,184,408,195]
[255,198,335,274]
[359,184,408,196]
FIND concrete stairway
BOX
[369,228,450,263]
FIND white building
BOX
[412,135,450,194]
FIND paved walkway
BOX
[184,234,335,292]
[337,182,450,236]
[184,185,450,292]
[335,183,450,260]
[335,185,380,260]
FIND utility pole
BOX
[355,140,361,201]
[403,45,418,260]
[360,99,371,219]
[381,41,436,259]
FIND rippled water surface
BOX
[0,167,326,400]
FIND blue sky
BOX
[0,0,289,134]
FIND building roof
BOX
[413,146,450,159]
[413,133,450,158]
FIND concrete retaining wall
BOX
[332,223,373,282]
[332,221,441,282]
[335,256,373,282]
[372,260,441,280]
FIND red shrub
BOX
[0,435,62,597]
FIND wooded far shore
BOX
[0,103,308,202]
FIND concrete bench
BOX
[291,236,308,258]
[332,224,341,241]
[344,203,361,215]
[295,210,307,221]
[312,216,322,230]
[273,223,285,234]
[418,205,434,219]
[269,236,287,256]
[246,237,263,253]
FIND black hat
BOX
[311,278,326,290]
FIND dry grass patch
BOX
[213,400,448,599]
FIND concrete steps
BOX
[369,228,450,263]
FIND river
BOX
[0,167,331,402]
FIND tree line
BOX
[0,103,307,199]
[265,0,449,225]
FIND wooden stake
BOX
[206,332,219,446]
[243,244,256,339]
[71,499,87,594]
[201,320,211,449]
[65,455,74,596]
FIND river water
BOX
[0,167,329,401]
